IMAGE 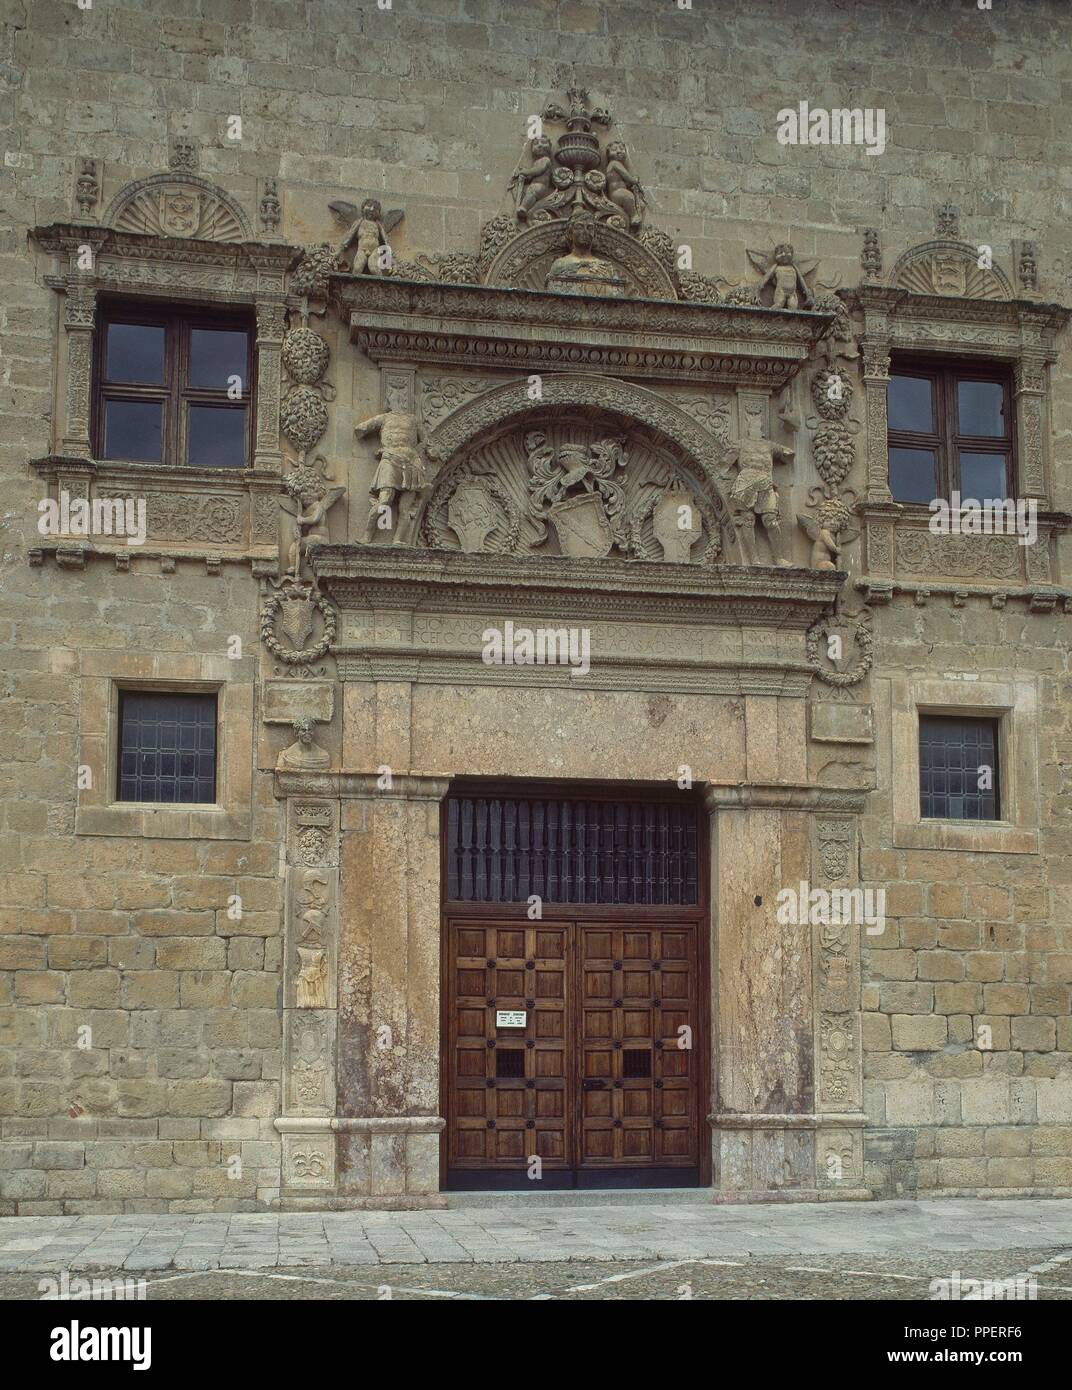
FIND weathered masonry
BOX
[2,0,1072,1213]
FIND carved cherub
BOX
[509,135,556,221]
[604,141,646,229]
[798,495,860,570]
[330,197,404,275]
[747,243,817,309]
[355,408,428,547]
[279,456,344,579]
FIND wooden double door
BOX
[444,916,706,1189]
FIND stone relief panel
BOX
[895,530,1022,582]
[281,1133,335,1191]
[420,415,722,563]
[284,1010,336,1115]
[103,173,253,242]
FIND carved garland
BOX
[806,615,874,687]
[260,587,337,665]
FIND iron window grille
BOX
[919,714,1000,821]
[117,691,218,804]
[446,795,700,905]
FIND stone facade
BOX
[1,0,1071,1212]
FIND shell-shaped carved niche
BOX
[482,220,677,299]
[104,174,252,242]
[890,240,1013,301]
[420,411,722,564]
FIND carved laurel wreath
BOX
[260,587,337,665]
[806,615,873,687]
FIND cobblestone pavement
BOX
[0,1198,1069,1286]
[4,1247,1072,1300]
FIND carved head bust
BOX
[606,140,628,162]
[361,197,382,222]
[568,208,597,251]
[530,135,552,159]
[773,242,795,265]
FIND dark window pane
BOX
[103,399,162,462]
[189,328,249,391]
[117,692,217,804]
[105,323,164,384]
[446,795,698,906]
[887,375,934,432]
[958,380,1007,437]
[959,452,1008,501]
[188,405,246,467]
[919,715,999,821]
[889,446,937,503]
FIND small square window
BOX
[919,714,1000,821]
[117,691,217,804]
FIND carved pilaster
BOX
[812,814,866,1193]
[280,797,340,1195]
[1013,357,1047,501]
[254,297,287,473]
[861,312,892,504]
[62,285,97,458]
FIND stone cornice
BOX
[311,543,844,629]
[332,273,835,385]
[32,222,298,275]
[843,284,1070,342]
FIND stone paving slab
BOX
[0,1198,1069,1270]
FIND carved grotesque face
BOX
[531,136,552,157]
[362,199,381,221]
[607,141,626,162]
[774,243,793,264]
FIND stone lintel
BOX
[703,783,869,813]
[312,544,845,630]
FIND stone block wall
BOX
[0,0,1070,1209]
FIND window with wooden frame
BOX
[886,360,1014,505]
[93,304,254,468]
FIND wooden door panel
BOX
[446,915,702,1183]
[446,919,569,1172]
[576,923,700,1170]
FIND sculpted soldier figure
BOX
[356,407,428,546]
[723,408,797,566]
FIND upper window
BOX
[887,362,1013,505]
[94,306,253,468]
[117,690,218,804]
